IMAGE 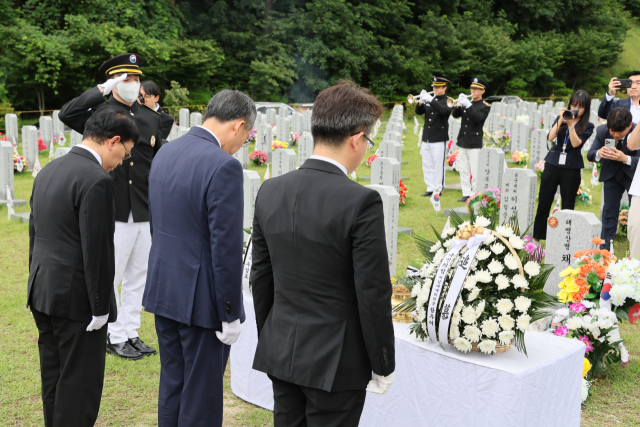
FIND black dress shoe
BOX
[128,337,157,356]
[420,191,433,197]
[458,196,469,203]
[106,339,144,360]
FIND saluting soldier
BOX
[452,77,491,203]
[415,77,453,197]
[60,53,162,360]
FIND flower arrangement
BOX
[523,235,545,260]
[511,150,529,165]
[366,154,379,167]
[557,238,612,306]
[514,115,529,123]
[466,188,501,217]
[249,150,268,166]
[534,161,544,179]
[249,127,257,143]
[13,152,28,172]
[487,129,512,148]
[272,140,288,150]
[446,150,459,166]
[575,180,592,205]
[615,203,629,242]
[38,138,46,151]
[394,210,556,355]
[290,132,300,146]
[606,257,640,322]
[399,180,407,205]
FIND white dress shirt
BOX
[197,125,221,147]
[309,155,348,175]
[605,93,640,124]
[77,144,102,166]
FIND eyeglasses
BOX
[351,132,375,151]
[120,140,132,160]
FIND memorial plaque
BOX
[292,112,304,134]
[298,134,314,167]
[232,145,249,169]
[486,113,500,133]
[179,108,190,127]
[267,108,277,125]
[276,116,286,142]
[303,110,312,132]
[387,122,402,134]
[476,147,504,190]
[529,110,542,130]
[511,122,530,154]
[365,184,399,276]
[544,210,601,293]
[544,112,555,131]
[383,130,402,143]
[52,110,63,138]
[39,116,53,149]
[506,105,517,121]
[379,140,402,163]
[5,114,18,142]
[499,168,537,233]
[190,112,202,127]
[242,170,261,242]
[529,130,549,169]
[371,157,400,192]
[21,126,38,169]
[0,140,14,199]
[54,147,71,159]
[272,148,296,177]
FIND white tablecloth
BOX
[231,292,585,426]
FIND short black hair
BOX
[141,80,161,97]
[628,71,640,78]
[607,108,633,132]
[83,105,139,145]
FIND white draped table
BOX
[231,292,585,426]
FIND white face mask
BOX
[115,81,141,103]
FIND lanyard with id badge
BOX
[558,130,570,165]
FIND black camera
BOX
[615,78,633,89]
[562,110,579,120]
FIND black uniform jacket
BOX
[157,105,174,140]
[452,99,491,149]
[28,147,117,323]
[415,94,452,143]
[251,159,396,392]
[587,124,638,187]
[59,87,163,222]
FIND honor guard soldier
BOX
[415,77,453,197]
[452,77,491,202]
[60,53,163,359]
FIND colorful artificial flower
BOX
[249,150,268,166]
[578,336,594,353]
[366,154,379,167]
[554,326,569,337]
[399,180,408,205]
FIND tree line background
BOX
[1,0,639,114]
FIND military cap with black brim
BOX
[98,53,144,78]
[431,77,451,87]
[470,77,488,90]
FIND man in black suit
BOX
[28,106,138,427]
[599,72,640,124]
[587,108,639,247]
[251,81,395,427]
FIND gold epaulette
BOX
[484,101,490,107]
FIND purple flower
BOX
[578,335,594,353]
[570,303,586,313]
[554,326,569,337]
[524,242,536,254]
[481,200,488,207]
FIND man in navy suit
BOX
[588,108,639,247]
[143,90,255,427]
[599,72,640,124]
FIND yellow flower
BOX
[583,358,591,378]
[557,288,572,304]
[564,280,580,294]
[559,266,578,278]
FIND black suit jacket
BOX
[587,124,639,188]
[251,159,395,392]
[415,95,452,143]
[157,105,174,140]
[452,99,491,148]
[28,146,117,323]
[598,96,632,121]
[60,87,163,222]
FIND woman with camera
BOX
[139,80,174,139]
[533,90,595,242]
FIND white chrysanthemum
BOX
[621,345,629,363]
[498,330,515,345]
[471,260,478,271]
[610,289,627,306]
[475,269,492,283]
[567,317,583,330]
[453,337,472,353]
[581,378,590,403]
[495,274,510,290]
[420,262,433,277]
[517,314,531,331]
[495,225,514,238]
[481,318,500,337]
[490,243,506,255]
[417,307,426,322]
[514,296,531,313]
[462,306,478,324]
[455,299,464,313]
[430,240,442,252]
[508,235,525,250]
[467,286,481,302]
[511,274,529,290]
[607,328,621,344]
[582,300,595,309]
[474,216,491,227]
[476,249,491,261]
[449,323,460,340]
[458,221,471,229]
[463,276,477,290]
[463,325,482,342]
[475,300,486,318]
[496,299,514,315]
[487,259,504,274]
[498,315,515,331]
[483,233,496,245]
[411,283,422,298]
[447,227,456,236]
[504,253,520,270]
[433,248,446,265]
[555,307,570,319]
[524,261,541,277]
[443,239,453,249]
[478,339,497,354]
[423,278,433,290]
[451,311,461,326]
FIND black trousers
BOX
[600,178,631,247]
[32,307,108,427]
[155,314,230,427]
[269,375,367,427]
[533,163,582,240]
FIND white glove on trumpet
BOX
[458,93,472,109]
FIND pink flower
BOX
[554,326,569,337]
[524,242,537,253]
[570,303,586,313]
[523,235,532,243]
[578,335,594,353]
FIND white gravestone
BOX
[529,110,542,130]
[504,118,514,136]
[283,117,291,140]
[278,106,288,118]
[506,106,517,121]
[190,112,202,128]
[292,113,303,134]
[39,116,53,149]
[387,122,402,134]
[179,108,190,128]
[365,184,399,276]
[530,130,549,169]
[383,130,402,143]
[500,168,537,233]
[555,101,565,109]
[242,170,261,242]
[54,147,71,159]
[52,111,63,138]
[233,145,249,169]
[544,112,555,131]
[254,122,267,153]
[267,108,277,125]
[544,210,601,294]
[21,126,38,169]
[177,126,189,138]
[379,140,402,163]
[272,149,296,177]
[516,106,528,117]
[265,126,274,163]
[167,125,178,142]
[5,114,18,142]
[486,113,500,133]
[0,140,14,199]
[298,134,314,167]
[511,122,530,154]
[303,110,312,133]
[476,147,504,191]
[371,157,400,193]
[70,130,82,147]
[276,117,285,142]
[538,103,550,117]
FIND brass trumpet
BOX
[408,92,456,108]
[452,94,472,107]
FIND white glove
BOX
[420,90,432,103]
[462,98,472,108]
[86,314,109,331]
[216,319,242,345]
[366,372,394,395]
[98,73,128,95]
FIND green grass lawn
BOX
[1,111,639,425]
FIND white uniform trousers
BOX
[458,147,480,197]
[108,211,152,344]
[420,141,446,194]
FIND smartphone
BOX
[615,78,633,89]
[604,139,615,149]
